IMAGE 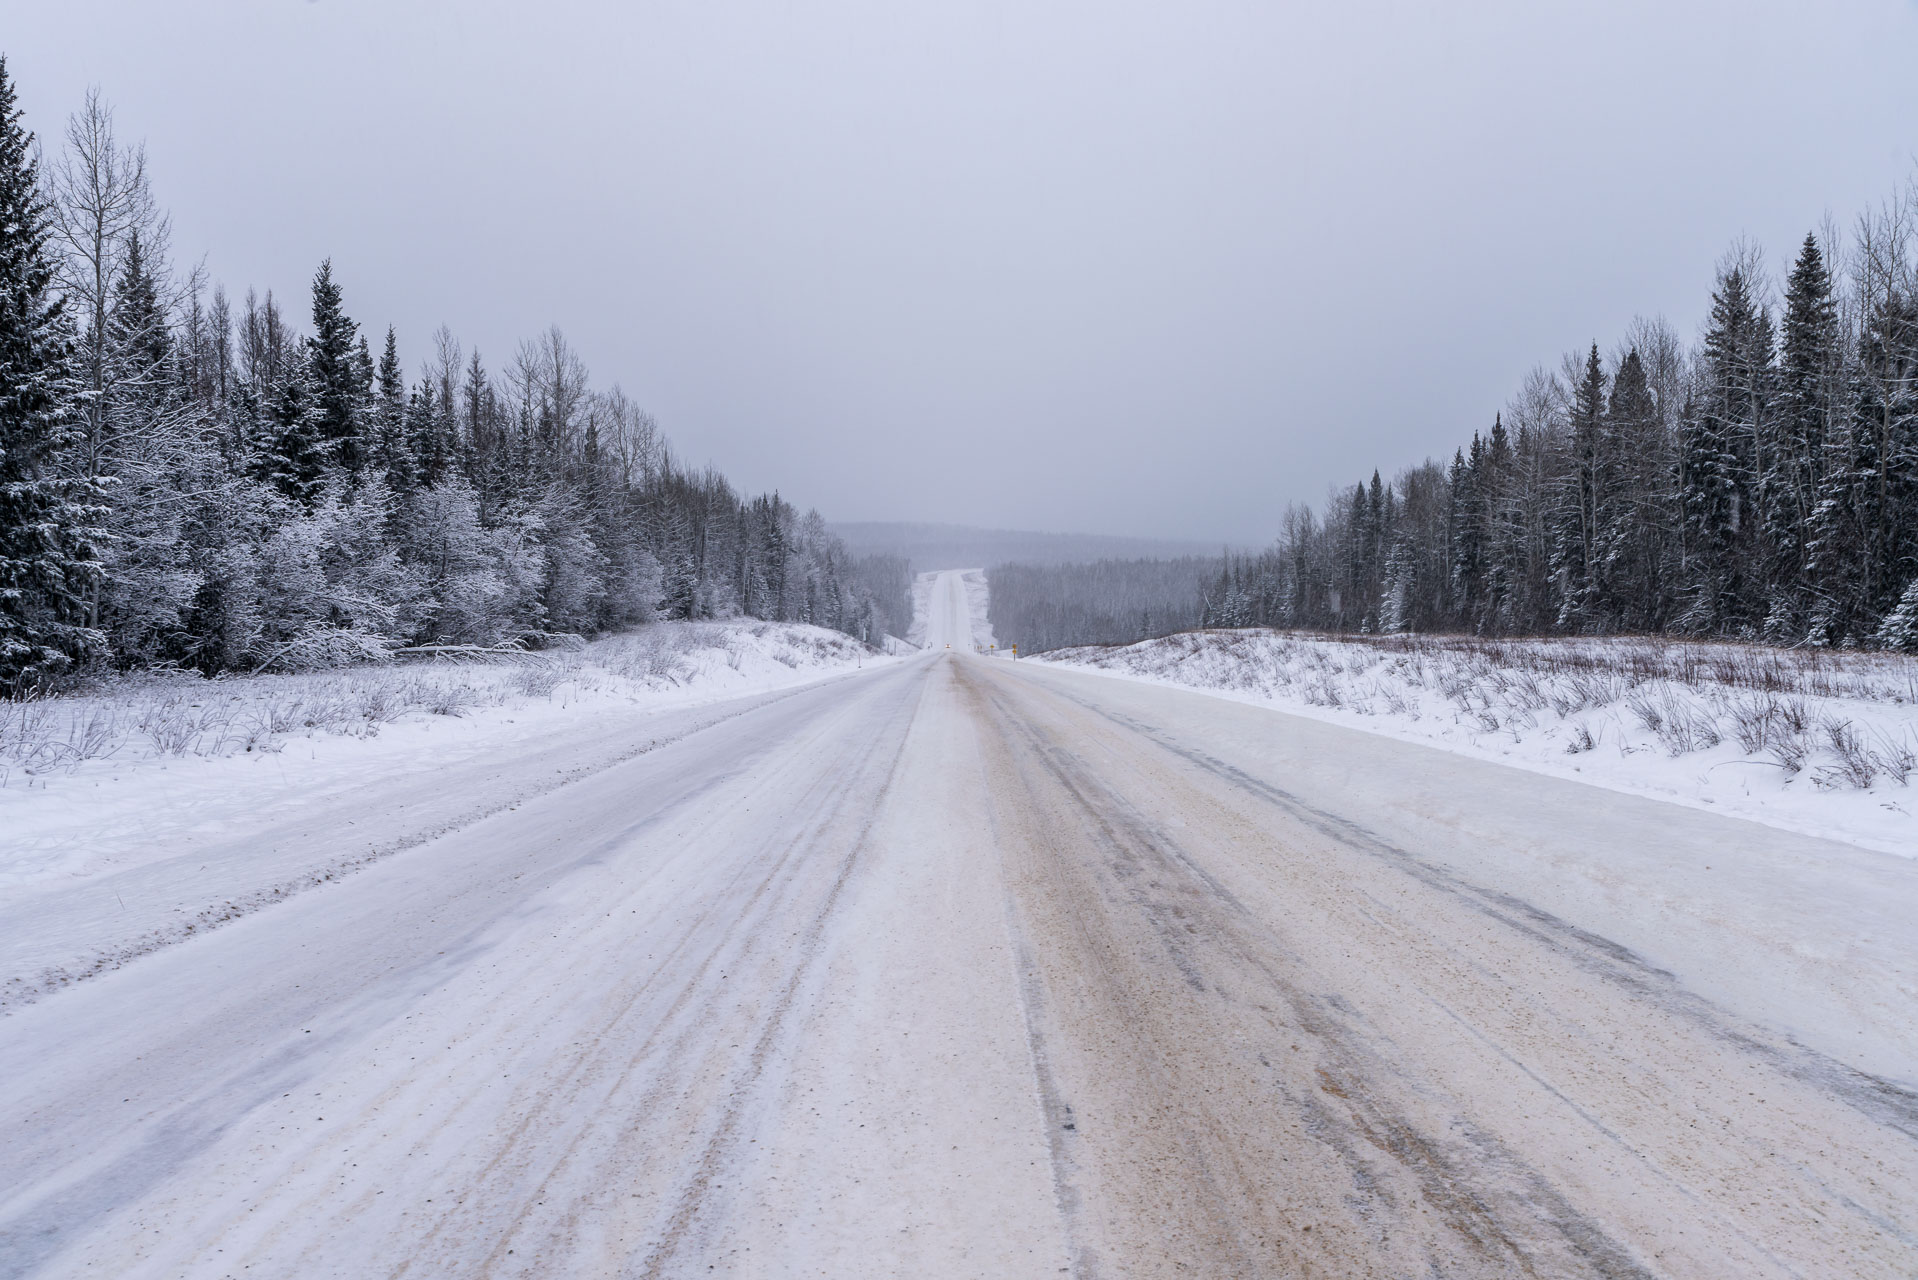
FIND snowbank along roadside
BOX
[0,620,895,1008]
[1037,628,1918,856]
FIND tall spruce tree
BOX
[1557,344,1607,629]
[372,326,415,492]
[1683,264,1773,632]
[1772,235,1838,630]
[1483,415,1518,629]
[1448,438,1483,629]
[406,376,452,488]
[1845,285,1918,627]
[0,58,107,686]
[93,223,207,660]
[260,350,326,504]
[1602,348,1671,630]
[306,259,365,473]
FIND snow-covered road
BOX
[3,570,1915,1277]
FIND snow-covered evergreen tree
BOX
[1681,262,1773,634]
[1772,235,1839,630]
[0,58,107,687]
[90,227,209,662]
[259,348,327,505]
[306,259,366,474]
[1875,578,1918,651]
[1555,344,1607,630]
[1599,348,1673,632]
[371,327,416,493]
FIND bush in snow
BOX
[1877,581,1918,653]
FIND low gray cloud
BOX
[11,0,1917,542]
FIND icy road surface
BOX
[2,570,1915,1278]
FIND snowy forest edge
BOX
[0,59,910,693]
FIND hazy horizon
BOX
[10,1,1918,544]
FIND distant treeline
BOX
[998,178,1918,655]
[1017,184,1918,654]
[985,558,1216,653]
[835,522,1220,572]
[1206,199,1918,649]
[0,63,907,688]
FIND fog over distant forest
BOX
[833,522,1220,572]
[985,559,1215,654]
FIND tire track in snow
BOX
[958,656,1916,1277]
[1,676,858,1014]
[1043,685,1918,1146]
[961,661,1653,1277]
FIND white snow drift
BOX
[1037,628,1918,855]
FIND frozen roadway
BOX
[3,570,1916,1279]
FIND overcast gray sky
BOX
[10,1,1918,542]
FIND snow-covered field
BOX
[0,620,890,1006]
[1037,628,1918,855]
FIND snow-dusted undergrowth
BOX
[1039,629,1918,854]
[0,620,872,787]
[0,618,885,919]
[0,620,887,1004]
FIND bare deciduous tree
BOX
[46,88,168,474]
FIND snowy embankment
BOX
[0,620,890,1007]
[1037,629,1918,855]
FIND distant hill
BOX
[833,522,1226,571]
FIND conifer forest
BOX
[1200,220,1918,652]
[992,209,1918,658]
[0,60,907,690]
[5,48,1918,683]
